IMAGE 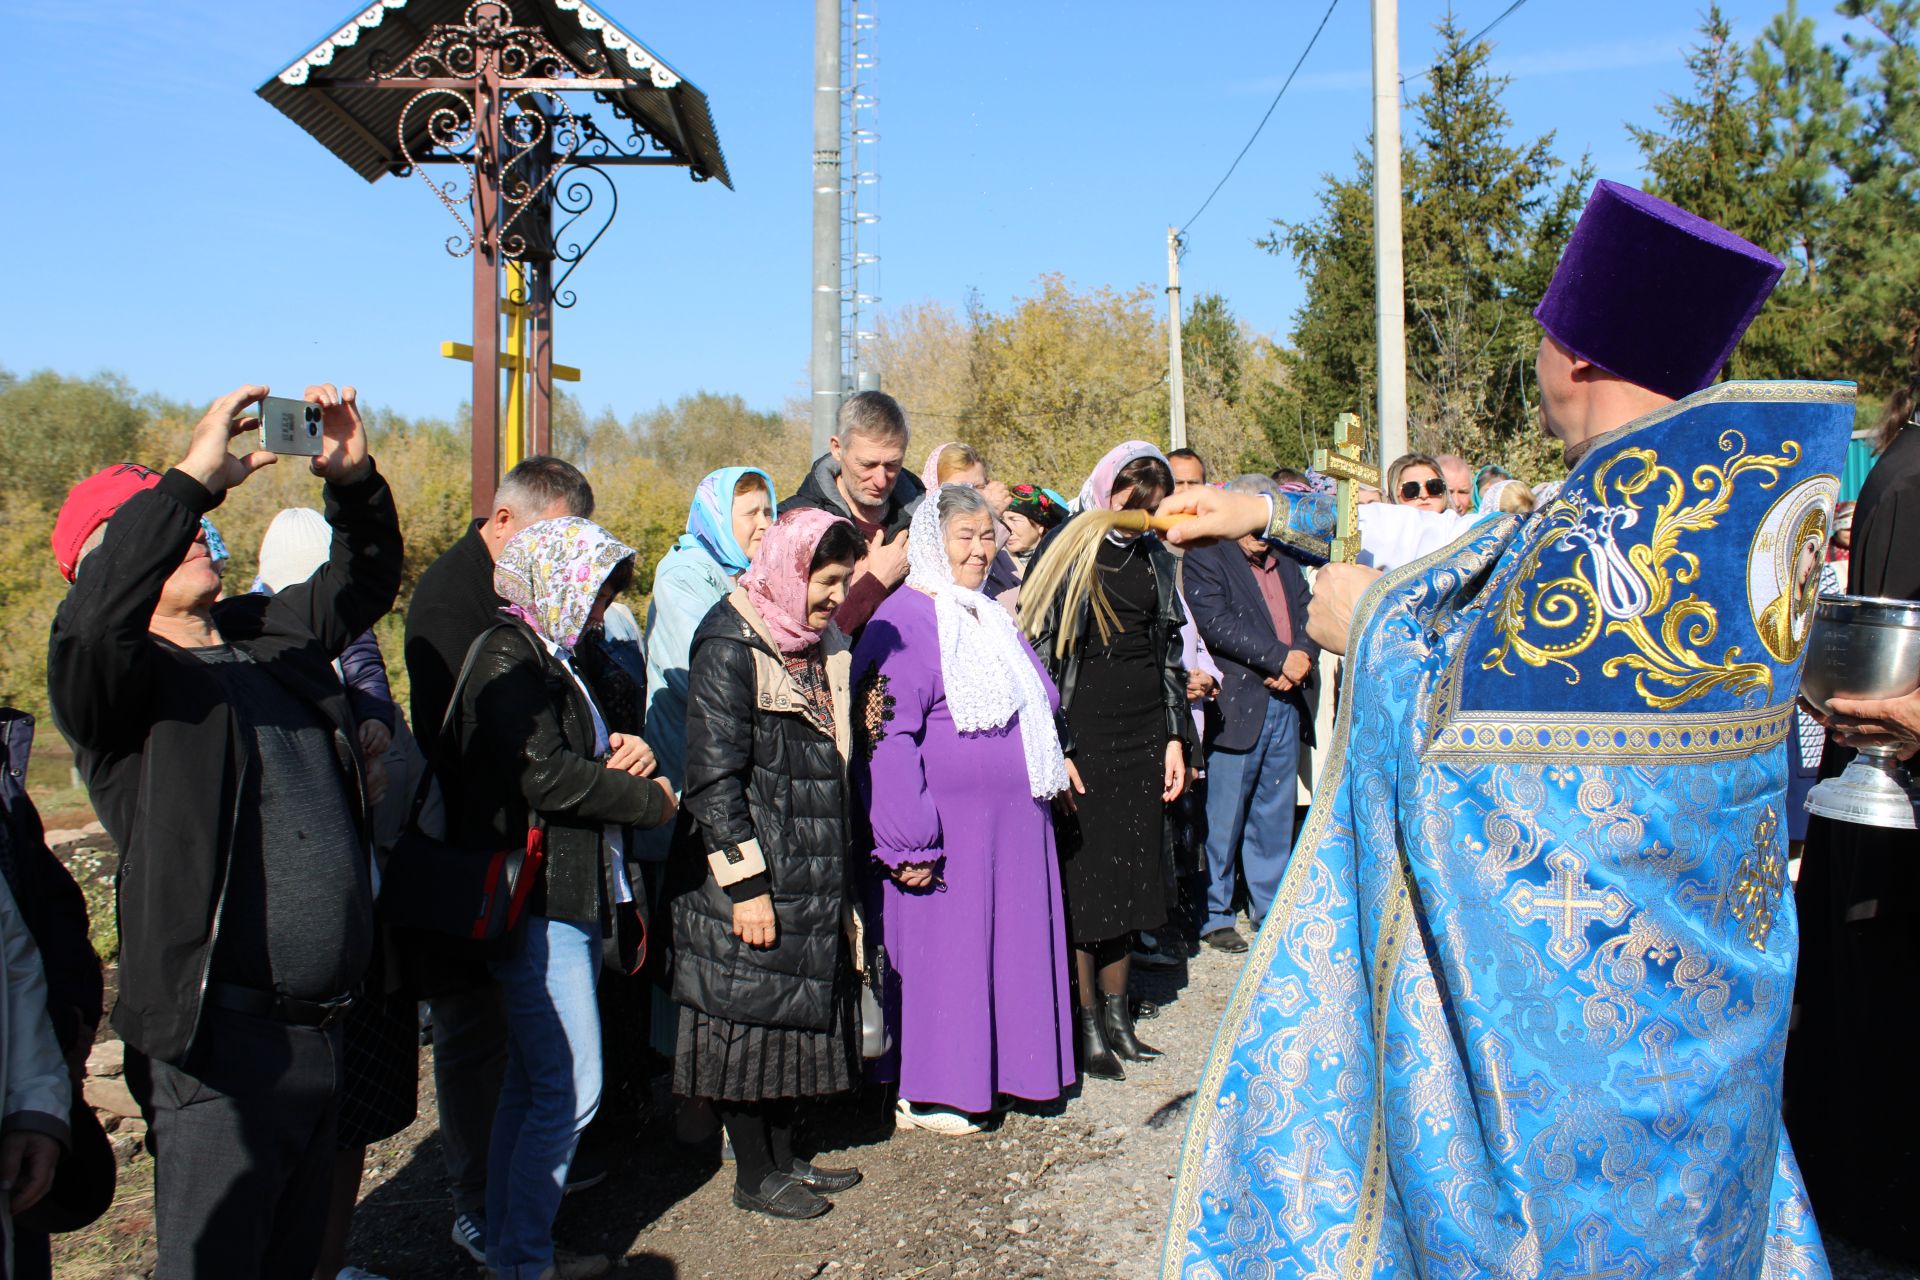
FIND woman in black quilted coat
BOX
[672,510,868,1220]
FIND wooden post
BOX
[1312,412,1380,563]
[470,64,503,515]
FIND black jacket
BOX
[446,620,671,931]
[671,593,853,1032]
[0,710,104,1059]
[1022,521,1194,760]
[1181,540,1317,753]
[48,466,401,1064]
[405,519,499,740]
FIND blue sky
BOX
[5,0,1841,422]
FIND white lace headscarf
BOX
[906,485,1069,799]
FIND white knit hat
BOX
[256,508,331,594]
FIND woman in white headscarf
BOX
[852,485,1076,1136]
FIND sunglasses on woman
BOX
[1399,477,1447,501]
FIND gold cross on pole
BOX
[1311,412,1380,563]
[442,262,582,472]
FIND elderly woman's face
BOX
[1003,509,1044,554]
[731,478,773,561]
[944,509,995,590]
[806,560,855,628]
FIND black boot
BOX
[1075,1005,1125,1081]
[1101,992,1162,1061]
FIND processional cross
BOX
[1311,412,1380,563]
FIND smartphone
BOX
[259,396,325,456]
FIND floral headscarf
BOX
[739,508,853,655]
[906,488,1068,799]
[1004,483,1065,531]
[494,517,637,653]
[674,466,777,576]
[1072,440,1168,513]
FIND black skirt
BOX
[1057,539,1171,945]
[674,990,859,1103]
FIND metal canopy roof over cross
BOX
[258,0,732,511]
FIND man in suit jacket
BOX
[1181,475,1317,954]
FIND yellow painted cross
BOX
[441,262,580,470]
[1311,411,1380,564]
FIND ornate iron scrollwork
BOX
[548,164,618,308]
[395,89,479,256]
[368,1,598,83]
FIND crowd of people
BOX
[0,176,1915,1280]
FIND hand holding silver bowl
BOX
[1799,593,1920,830]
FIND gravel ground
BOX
[50,920,1920,1280]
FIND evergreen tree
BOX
[1266,10,1583,478]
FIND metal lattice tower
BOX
[841,0,880,392]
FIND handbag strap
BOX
[408,620,527,826]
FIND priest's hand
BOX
[1307,564,1381,656]
[732,894,777,949]
[1154,487,1270,548]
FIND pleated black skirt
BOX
[674,991,859,1103]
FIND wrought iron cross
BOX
[1311,412,1380,563]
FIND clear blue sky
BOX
[5,0,1844,423]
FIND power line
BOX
[1403,0,1535,85]
[1177,0,1344,241]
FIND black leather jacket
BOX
[1022,520,1195,760]
[670,595,854,1033]
[445,619,671,932]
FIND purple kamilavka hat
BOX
[1534,180,1785,400]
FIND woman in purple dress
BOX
[854,484,1076,1136]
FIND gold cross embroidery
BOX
[1504,849,1633,966]
[1729,806,1786,951]
[1251,1120,1357,1241]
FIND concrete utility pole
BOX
[1371,0,1409,467]
[810,0,843,459]
[1166,227,1187,452]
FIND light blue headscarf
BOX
[674,466,778,575]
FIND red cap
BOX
[53,464,165,582]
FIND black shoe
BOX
[1202,927,1249,954]
[1131,997,1160,1021]
[788,1159,863,1193]
[1101,992,1162,1062]
[733,1170,831,1220]
[1074,1006,1126,1081]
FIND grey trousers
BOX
[430,979,509,1219]
[125,1005,342,1280]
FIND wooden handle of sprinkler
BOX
[1111,510,1197,534]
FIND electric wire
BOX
[1404,0,1535,85]
[1175,0,1344,242]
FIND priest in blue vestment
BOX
[1155,181,1852,1278]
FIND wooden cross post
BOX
[441,260,583,476]
[1311,412,1380,564]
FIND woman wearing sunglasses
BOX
[1383,453,1452,514]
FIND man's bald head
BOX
[1435,455,1473,514]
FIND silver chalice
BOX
[1800,593,1920,830]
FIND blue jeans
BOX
[1201,695,1301,936]
[484,916,602,1278]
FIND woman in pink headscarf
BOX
[672,510,872,1221]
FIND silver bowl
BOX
[1800,594,1920,830]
